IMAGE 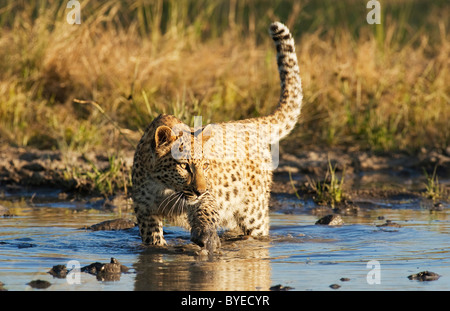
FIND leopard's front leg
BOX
[188,193,221,252]
[136,213,167,246]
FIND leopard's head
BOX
[151,121,212,204]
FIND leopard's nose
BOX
[192,167,208,197]
[193,187,207,197]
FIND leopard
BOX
[132,21,303,252]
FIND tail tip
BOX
[269,22,289,36]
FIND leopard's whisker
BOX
[158,191,181,214]
[169,193,184,217]
[157,195,172,213]
[177,193,187,216]
[179,196,187,215]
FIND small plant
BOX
[307,160,346,207]
[327,160,346,205]
[423,165,446,202]
[63,154,132,196]
[85,155,131,196]
[288,170,302,200]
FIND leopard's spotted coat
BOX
[132,22,302,251]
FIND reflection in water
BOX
[134,239,271,291]
[1,197,449,290]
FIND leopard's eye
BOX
[203,162,209,170]
[178,162,190,172]
[179,163,187,169]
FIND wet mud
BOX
[1,145,449,200]
[0,146,449,291]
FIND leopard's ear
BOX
[201,124,213,143]
[155,125,176,148]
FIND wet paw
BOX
[191,227,221,253]
[142,234,167,246]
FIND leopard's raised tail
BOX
[260,21,303,142]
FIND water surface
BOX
[0,192,449,291]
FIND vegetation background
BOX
[0,0,448,155]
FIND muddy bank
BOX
[274,146,450,202]
[0,145,134,195]
[1,145,449,202]
[276,146,450,182]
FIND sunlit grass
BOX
[0,0,448,155]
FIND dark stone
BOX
[270,284,294,291]
[48,265,68,278]
[315,214,344,226]
[81,258,129,280]
[408,271,440,281]
[27,279,51,289]
[376,220,401,228]
[0,205,13,217]
[81,262,104,275]
[86,218,136,231]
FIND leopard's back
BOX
[204,21,301,234]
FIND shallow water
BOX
[0,192,449,291]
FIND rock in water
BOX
[376,220,401,228]
[27,280,51,289]
[0,205,13,217]
[101,258,129,274]
[315,214,344,226]
[86,218,136,231]
[81,258,129,281]
[408,271,440,281]
[270,284,294,291]
[48,265,68,278]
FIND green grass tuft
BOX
[307,159,346,207]
[423,166,448,202]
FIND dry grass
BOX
[0,0,449,155]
